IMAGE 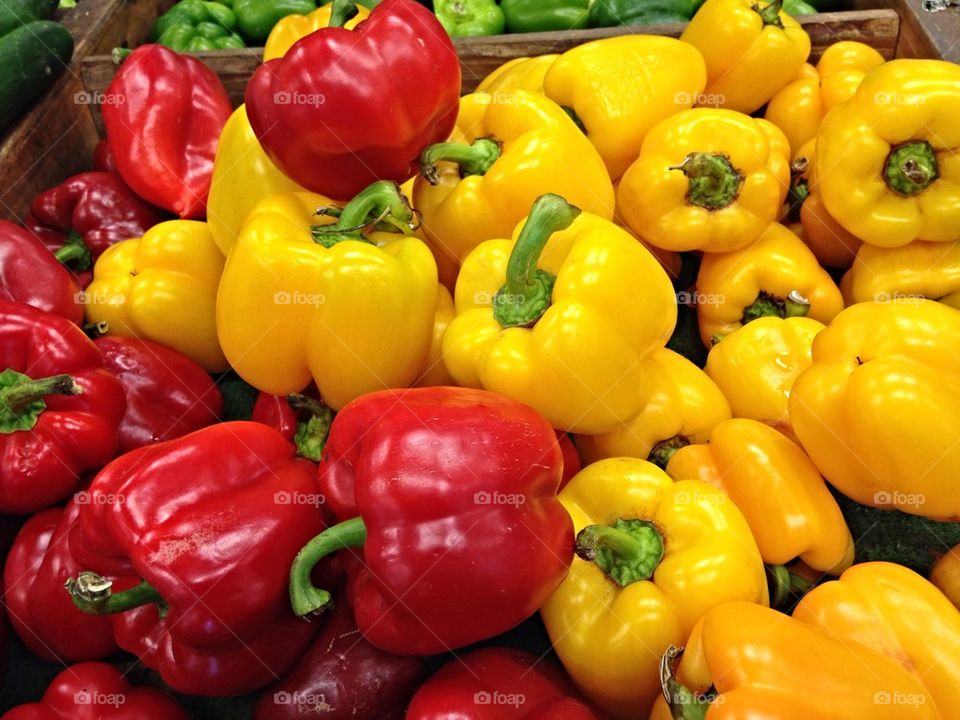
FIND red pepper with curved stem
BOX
[103,45,232,219]
[296,387,574,655]
[0,301,125,514]
[251,391,333,462]
[64,422,327,696]
[0,661,189,719]
[0,221,82,324]
[95,337,222,453]
[245,0,460,200]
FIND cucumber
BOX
[0,0,58,39]
[0,21,73,132]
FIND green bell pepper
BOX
[589,0,695,26]
[434,0,505,36]
[500,0,590,33]
[783,0,818,14]
[233,0,316,42]
[151,0,246,51]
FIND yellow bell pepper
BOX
[816,59,960,248]
[765,41,885,154]
[207,105,305,256]
[706,316,823,427]
[415,285,456,387]
[542,458,768,720]
[443,194,676,434]
[789,300,960,520]
[414,90,615,272]
[650,601,939,720]
[794,562,960,718]
[680,0,811,114]
[262,1,370,60]
[216,182,437,410]
[841,240,960,310]
[618,109,790,253]
[932,544,960,609]
[475,54,558,95]
[666,418,854,576]
[576,348,731,466]
[542,35,707,180]
[84,220,227,372]
[696,221,844,345]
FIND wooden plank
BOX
[853,0,954,60]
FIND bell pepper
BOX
[542,35,706,180]
[475,54,558,94]
[618,109,790,253]
[103,44,232,219]
[246,0,460,200]
[434,0,504,36]
[235,0,315,42]
[0,301,125,514]
[415,285,456,387]
[263,1,369,60]
[816,59,960,247]
[589,0,693,27]
[793,562,960,717]
[576,348,731,467]
[0,220,81,323]
[765,41,885,156]
[558,431,582,488]
[680,0,811,114]
[406,648,603,720]
[841,240,960,310]
[91,138,118,174]
[501,0,588,33]
[706,316,823,427]
[789,300,960,520]
[251,390,333,461]
[414,90,615,269]
[64,422,327,696]
[293,387,574,654]
[932,543,960,609]
[95,336,223,452]
[541,458,767,719]
[217,183,436,409]
[150,0,246,50]
[783,0,817,14]
[695,221,843,345]
[253,592,427,720]
[0,662,189,720]
[443,194,676,434]
[651,602,939,720]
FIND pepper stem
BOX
[419,137,501,186]
[766,564,816,610]
[112,47,133,64]
[671,152,744,211]
[753,0,784,26]
[311,181,415,247]
[660,646,713,720]
[884,141,938,196]
[576,518,664,587]
[328,0,359,27]
[66,572,166,616]
[492,194,581,329]
[290,517,367,617]
[741,290,810,324]
[53,230,92,271]
[649,435,690,469]
[287,393,333,462]
[0,369,82,433]
[562,106,587,135]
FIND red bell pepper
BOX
[0,301,125,514]
[245,0,460,200]
[103,45,232,219]
[0,220,82,324]
[294,387,574,655]
[0,661,189,719]
[558,432,581,489]
[406,647,604,720]
[92,139,118,174]
[252,391,332,461]
[95,336,222,453]
[64,422,327,696]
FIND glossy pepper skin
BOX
[541,458,767,719]
[246,0,460,200]
[415,285,456,387]
[696,221,843,345]
[103,44,232,219]
[406,648,604,720]
[791,300,960,519]
[681,0,811,114]
[618,109,790,253]
[234,0,314,42]
[0,662,189,720]
[501,0,588,32]
[414,90,615,271]
[932,544,960,608]
[589,0,693,26]
[816,59,960,247]
[435,0,504,35]
[445,195,676,434]
[841,240,960,310]
[65,422,327,696]
[0,301,125,514]
[84,220,228,372]
[0,220,81,323]
[294,387,574,655]
[262,2,369,60]
[543,35,706,180]
[475,54,558,94]
[150,0,246,50]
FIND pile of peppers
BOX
[1,0,960,718]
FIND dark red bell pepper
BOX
[92,139,118,174]
[558,432,581,489]
[0,661,189,719]
[0,220,82,324]
[0,301,125,514]
[64,422,327,696]
[245,0,460,200]
[103,45,232,219]
[95,336,222,453]
[406,648,604,720]
[294,387,574,655]
[252,391,332,461]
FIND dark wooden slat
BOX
[853,0,959,61]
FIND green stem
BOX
[66,572,166,616]
[492,194,581,329]
[311,181,414,247]
[290,517,367,616]
[53,230,92,272]
[766,564,816,610]
[660,645,713,720]
[562,106,587,135]
[649,435,689,469]
[112,47,133,64]
[671,152,744,211]
[884,141,938,196]
[83,321,110,339]
[576,518,664,587]
[287,393,333,462]
[753,0,784,26]
[741,290,810,324]
[328,0,359,27]
[0,371,82,433]
[419,137,501,186]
